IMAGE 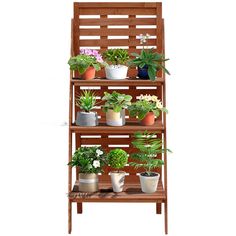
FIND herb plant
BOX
[129,131,171,176]
[103,49,129,65]
[68,146,106,174]
[102,91,132,113]
[75,90,97,113]
[107,149,128,172]
[128,34,170,81]
[128,94,168,120]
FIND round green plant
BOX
[107,149,128,170]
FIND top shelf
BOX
[71,78,164,86]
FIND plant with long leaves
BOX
[102,91,132,113]
[75,90,98,112]
[103,49,129,65]
[129,131,171,176]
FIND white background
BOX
[0,0,236,235]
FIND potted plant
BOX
[68,146,106,192]
[128,34,170,81]
[107,149,128,192]
[103,48,129,80]
[68,49,106,80]
[102,91,132,126]
[129,131,171,193]
[128,94,168,126]
[75,90,99,126]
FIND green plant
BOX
[128,94,168,120]
[68,54,103,74]
[75,90,98,112]
[102,91,132,112]
[127,34,170,81]
[107,149,128,171]
[103,49,129,65]
[68,146,106,174]
[129,131,171,176]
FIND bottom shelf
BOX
[69,175,166,203]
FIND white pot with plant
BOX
[75,90,99,126]
[103,48,129,80]
[102,91,132,126]
[107,149,128,192]
[129,131,171,193]
[68,146,106,192]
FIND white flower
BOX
[93,160,100,168]
[156,100,163,109]
[96,149,103,156]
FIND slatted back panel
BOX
[73,2,164,176]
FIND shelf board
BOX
[71,77,164,86]
[70,121,164,134]
[69,175,166,203]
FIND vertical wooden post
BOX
[68,199,72,234]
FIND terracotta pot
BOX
[141,112,155,126]
[81,67,96,80]
[79,173,98,192]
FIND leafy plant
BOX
[103,49,129,65]
[129,131,171,176]
[128,49,170,81]
[75,90,98,112]
[68,146,106,174]
[102,91,132,113]
[68,49,106,74]
[107,149,128,172]
[128,94,168,120]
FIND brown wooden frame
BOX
[68,2,169,234]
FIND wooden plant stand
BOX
[68,2,169,234]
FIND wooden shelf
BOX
[69,175,166,202]
[70,121,164,134]
[71,77,164,86]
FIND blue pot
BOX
[137,65,149,80]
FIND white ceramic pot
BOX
[79,173,99,192]
[110,171,126,192]
[106,109,125,126]
[139,172,160,193]
[105,65,128,80]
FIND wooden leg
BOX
[156,203,162,214]
[164,200,168,234]
[68,200,72,234]
[77,202,83,214]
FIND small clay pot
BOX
[106,109,125,126]
[81,67,96,80]
[141,112,155,126]
[139,172,160,193]
[110,171,126,192]
[137,65,149,80]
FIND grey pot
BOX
[76,111,98,126]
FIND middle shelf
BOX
[70,120,164,134]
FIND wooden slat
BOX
[74,3,160,9]
[71,78,164,86]
[78,39,156,47]
[78,18,156,26]
[78,28,156,36]
[77,8,157,15]
[70,120,164,134]
[69,175,165,202]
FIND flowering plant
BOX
[68,146,107,174]
[128,33,170,81]
[128,94,168,120]
[68,49,106,74]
